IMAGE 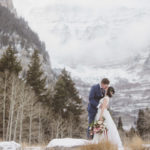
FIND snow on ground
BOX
[47,138,90,148]
[24,147,41,150]
[0,141,21,150]
[143,144,150,148]
[47,138,126,150]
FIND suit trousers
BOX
[87,112,96,139]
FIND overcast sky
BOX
[13,0,150,68]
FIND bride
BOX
[91,86,124,150]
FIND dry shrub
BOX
[128,136,144,150]
[80,140,118,150]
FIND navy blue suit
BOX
[87,83,105,139]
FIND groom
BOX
[87,78,110,139]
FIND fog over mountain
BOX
[13,0,150,67]
[13,0,150,129]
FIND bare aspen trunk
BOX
[6,110,10,140]
[29,103,33,145]
[19,99,24,143]
[51,124,54,139]
[9,75,16,141]
[56,120,59,138]
[6,95,12,141]
[3,71,8,140]
[55,117,61,138]
[60,124,64,138]
[6,75,15,141]
[38,103,42,143]
[13,107,20,141]
[68,115,73,138]
[19,83,25,143]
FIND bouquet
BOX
[89,117,108,136]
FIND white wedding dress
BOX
[91,96,124,150]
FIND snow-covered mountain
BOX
[12,0,150,130]
[53,47,150,130]
[0,2,54,85]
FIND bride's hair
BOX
[106,86,115,98]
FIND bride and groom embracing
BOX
[87,78,124,150]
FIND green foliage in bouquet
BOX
[89,116,108,136]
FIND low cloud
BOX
[13,0,150,68]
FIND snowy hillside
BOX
[53,48,150,130]
[0,3,54,84]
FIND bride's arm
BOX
[99,98,107,121]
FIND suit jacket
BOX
[87,83,105,116]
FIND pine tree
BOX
[117,117,124,131]
[0,46,22,75]
[26,49,47,103]
[52,68,83,120]
[137,109,145,136]
[130,127,136,136]
[51,68,84,137]
[143,108,150,138]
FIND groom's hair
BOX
[101,78,110,85]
